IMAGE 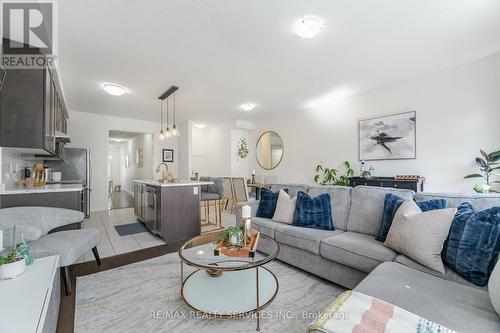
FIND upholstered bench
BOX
[29,229,102,295]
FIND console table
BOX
[0,256,60,333]
[349,177,424,192]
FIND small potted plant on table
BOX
[0,250,26,279]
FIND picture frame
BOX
[358,111,416,161]
[136,148,144,167]
[162,149,174,162]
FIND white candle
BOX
[242,205,251,219]
[0,230,3,251]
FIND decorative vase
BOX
[0,257,26,279]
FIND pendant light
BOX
[165,97,171,138]
[172,92,180,137]
[159,99,164,141]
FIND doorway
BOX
[107,130,154,210]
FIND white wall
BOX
[119,133,154,194]
[191,123,232,177]
[249,53,500,193]
[68,111,178,212]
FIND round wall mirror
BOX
[256,131,284,170]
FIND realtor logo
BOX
[1,1,56,68]
[2,1,52,54]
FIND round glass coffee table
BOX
[178,233,280,331]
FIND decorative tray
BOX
[214,229,260,258]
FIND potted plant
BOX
[464,149,500,193]
[236,138,249,160]
[314,161,354,186]
[0,250,26,279]
[215,226,244,248]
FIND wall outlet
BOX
[193,186,198,195]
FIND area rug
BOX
[75,252,345,332]
[114,222,147,236]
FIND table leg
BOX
[256,266,260,331]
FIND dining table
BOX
[246,183,272,200]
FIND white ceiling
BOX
[58,0,500,124]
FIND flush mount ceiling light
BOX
[240,103,256,111]
[100,82,128,96]
[193,123,206,129]
[293,15,324,39]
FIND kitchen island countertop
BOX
[133,179,213,187]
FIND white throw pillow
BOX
[272,190,296,224]
[489,259,500,316]
[384,200,457,273]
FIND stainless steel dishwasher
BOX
[144,185,160,234]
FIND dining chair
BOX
[222,177,235,213]
[231,177,249,213]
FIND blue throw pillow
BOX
[375,193,447,242]
[256,188,287,218]
[443,205,500,286]
[442,202,475,269]
[292,191,334,231]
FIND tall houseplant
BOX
[314,161,354,186]
[464,149,500,193]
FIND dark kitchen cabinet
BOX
[0,51,68,157]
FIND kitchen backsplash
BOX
[0,147,42,188]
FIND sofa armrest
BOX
[235,200,260,227]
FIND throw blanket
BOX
[308,291,456,333]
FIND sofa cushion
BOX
[444,205,500,286]
[293,191,334,231]
[346,186,414,236]
[376,193,447,242]
[308,186,352,231]
[275,224,341,255]
[272,189,296,224]
[250,217,278,238]
[355,262,500,333]
[394,254,486,290]
[384,200,457,273]
[256,188,286,218]
[320,231,397,273]
[271,184,308,198]
[414,192,500,210]
[489,260,500,316]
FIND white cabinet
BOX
[0,256,60,333]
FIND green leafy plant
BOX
[314,161,354,186]
[236,138,249,160]
[0,250,21,266]
[464,149,500,193]
[215,226,244,248]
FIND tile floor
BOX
[78,205,236,263]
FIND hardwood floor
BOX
[56,242,184,333]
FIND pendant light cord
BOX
[166,96,169,130]
[160,99,163,131]
[173,92,176,126]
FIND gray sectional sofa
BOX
[236,184,500,333]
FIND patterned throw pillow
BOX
[292,191,334,231]
[256,188,287,218]
[443,204,500,286]
[375,193,447,242]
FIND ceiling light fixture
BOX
[293,15,324,39]
[100,82,128,96]
[158,85,180,139]
[193,123,206,129]
[240,103,256,111]
[159,99,164,140]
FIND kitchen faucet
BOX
[156,162,170,182]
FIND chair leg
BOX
[92,247,102,265]
[224,199,229,210]
[62,266,72,296]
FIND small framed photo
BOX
[162,149,174,162]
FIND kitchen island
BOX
[133,180,212,243]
